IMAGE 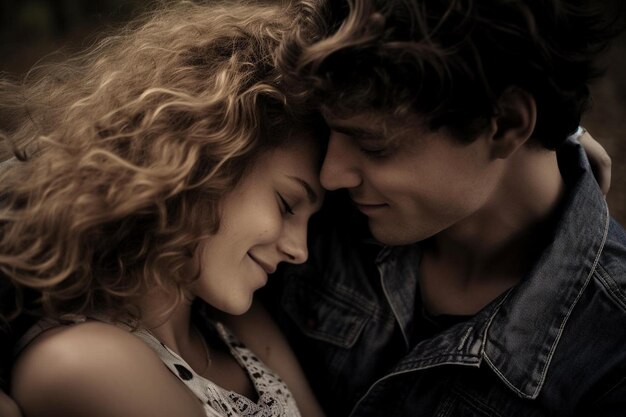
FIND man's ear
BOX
[488,87,537,159]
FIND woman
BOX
[0,1,325,416]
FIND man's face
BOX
[321,111,504,245]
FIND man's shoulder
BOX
[594,217,626,310]
[530,218,626,408]
[603,217,626,262]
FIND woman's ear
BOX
[489,87,537,159]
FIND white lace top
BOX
[132,321,301,417]
[16,318,301,417]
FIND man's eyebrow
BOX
[287,176,318,205]
[328,124,383,140]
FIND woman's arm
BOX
[0,389,21,417]
[222,300,326,417]
[11,321,205,417]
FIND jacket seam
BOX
[595,264,626,312]
[533,200,610,398]
[281,285,371,348]
[482,354,530,399]
[331,282,377,316]
[378,262,410,348]
[452,387,504,417]
[592,375,626,406]
[396,353,481,370]
[482,201,610,400]
[348,361,482,417]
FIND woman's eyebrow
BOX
[287,175,318,204]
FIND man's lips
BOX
[353,201,389,214]
[248,253,276,274]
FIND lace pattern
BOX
[133,321,301,417]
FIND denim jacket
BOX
[265,138,626,417]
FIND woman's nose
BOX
[278,225,308,265]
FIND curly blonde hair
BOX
[0,0,314,323]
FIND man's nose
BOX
[320,132,362,190]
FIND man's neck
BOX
[420,147,565,315]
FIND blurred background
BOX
[1,0,625,223]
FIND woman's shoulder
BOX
[13,320,158,378]
[12,320,205,417]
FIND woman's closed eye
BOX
[277,193,295,215]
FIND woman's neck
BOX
[138,287,194,354]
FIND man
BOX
[262,0,626,416]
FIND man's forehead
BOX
[322,109,425,138]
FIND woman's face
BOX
[194,134,324,314]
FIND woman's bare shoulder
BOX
[12,321,204,417]
[12,321,158,387]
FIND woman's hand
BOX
[580,129,612,195]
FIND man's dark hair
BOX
[281,0,623,148]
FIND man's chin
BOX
[369,221,438,246]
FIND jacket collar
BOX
[386,137,609,399]
[482,137,610,399]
